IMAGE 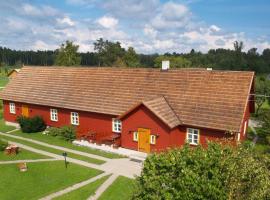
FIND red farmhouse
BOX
[0,66,254,153]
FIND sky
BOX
[0,0,270,54]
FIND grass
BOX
[98,176,136,200]
[0,161,102,200]
[0,119,16,133]
[9,130,123,159]
[0,76,9,87]
[54,175,110,200]
[0,147,50,161]
[0,134,106,165]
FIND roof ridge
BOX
[161,95,182,125]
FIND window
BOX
[150,135,156,144]
[133,132,138,141]
[243,121,247,136]
[71,112,79,125]
[187,128,199,145]
[112,119,121,133]
[50,109,58,121]
[9,103,15,114]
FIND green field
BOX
[0,161,102,200]
[9,130,123,159]
[98,176,135,200]
[54,175,110,200]
[0,147,50,161]
[0,134,106,165]
[0,77,9,87]
[0,119,16,133]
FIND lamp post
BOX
[62,152,68,169]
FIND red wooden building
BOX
[0,66,254,153]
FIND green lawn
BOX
[98,176,136,200]
[0,135,106,165]
[9,130,123,159]
[0,161,102,200]
[0,147,50,161]
[54,175,110,200]
[0,77,9,87]
[0,119,16,133]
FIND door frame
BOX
[21,105,29,117]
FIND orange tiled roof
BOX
[0,66,254,132]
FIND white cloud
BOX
[0,0,269,54]
[57,17,75,27]
[31,40,58,51]
[21,3,59,17]
[151,2,191,30]
[96,16,118,29]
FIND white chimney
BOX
[206,68,212,71]
[162,60,170,71]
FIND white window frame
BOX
[187,128,199,145]
[243,121,247,136]
[150,135,156,145]
[133,132,138,141]
[9,102,15,114]
[50,109,58,122]
[71,112,79,125]
[112,118,122,133]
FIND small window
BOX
[133,132,138,141]
[187,128,199,145]
[150,135,156,144]
[50,109,58,121]
[112,119,121,133]
[9,103,15,114]
[71,112,79,125]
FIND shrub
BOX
[133,143,270,200]
[16,116,46,133]
[47,126,76,141]
[0,139,8,151]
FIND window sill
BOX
[112,131,121,133]
[71,123,79,126]
[189,143,199,146]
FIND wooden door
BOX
[138,128,150,153]
[21,105,29,117]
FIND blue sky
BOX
[0,0,269,53]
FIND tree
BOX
[133,143,270,200]
[124,47,140,67]
[258,111,270,146]
[94,38,125,66]
[233,41,244,53]
[154,55,192,68]
[112,57,127,67]
[255,76,270,116]
[54,41,81,66]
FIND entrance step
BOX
[129,154,146,163]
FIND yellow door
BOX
[22,105,29,117]
[138,128,150,153]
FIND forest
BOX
[0,39,270,74]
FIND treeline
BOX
[1,39,270,73]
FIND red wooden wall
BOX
[121,105,235,152]
[3,100,251,152]
[3,100,115,137]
